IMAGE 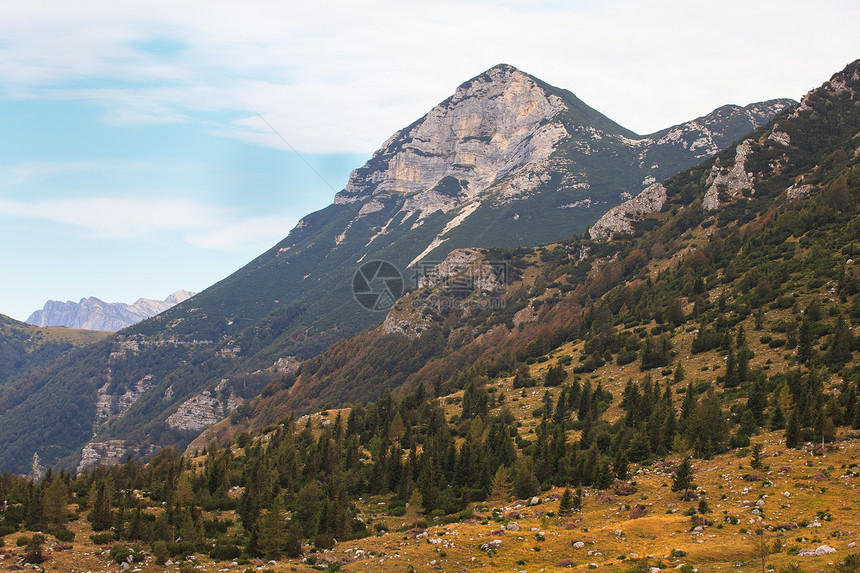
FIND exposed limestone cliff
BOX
[325,63,791,264]
[78,440,156,472]
[786,183,815,200]
[589,183,668,240]
[335,64,567,208]
[166,379,243,433]
[703,140,754,211]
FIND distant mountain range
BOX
[26,290,195,332]
[0,63,796,472]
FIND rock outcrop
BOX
[26,290,194,331]
[703,140,755,211]
[589,183,668,240]
[166,379,243,433]
[383,248,506,339]
[78,440,157,472]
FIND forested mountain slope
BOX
[0,65,792,473]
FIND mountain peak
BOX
[334,62,568,205]
[463,62,527,86]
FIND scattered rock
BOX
[798,545,836,556]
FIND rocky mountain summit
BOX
[328,64,792,264]
[26,290,195,332]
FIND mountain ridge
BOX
[26,290,195,332]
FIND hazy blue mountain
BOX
[26,290,195,332]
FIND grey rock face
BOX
[335,64,567,207]
[703,140,755,211]
[26,290,194,331]
[589,183,668,240]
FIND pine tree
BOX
[724,346,738,388]
[257,496,286,558]
[613,449,629,481]
[128,505,143,541]
[573,487,583,515]
[558,487,573,516]
[785,407,801,449]
[748,375,767,426]
[769,404,785,430]
[489,466,511,502]
[674,361,685,385]
[43,477,68,527]
[595,460,613,490]
[750,443,764,470]
[512,456,540,500]
[680,380,696,422]
[671,457,696,500]
[737,345,750,384]
[798,319,814,364]
[825,314,853,367]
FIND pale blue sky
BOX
[0,0,857,321]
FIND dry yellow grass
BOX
[7,431,854,573]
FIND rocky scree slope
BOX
[0,64,792,473]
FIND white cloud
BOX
[0,0,856,152]
[0,194,299,252]
[0,196,221,238]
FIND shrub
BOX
[52,528,75,542]
[90,532,116,545]
[109,544,144,564]
[210,544,242,561]
[314,533,335,550]
[23,534,46,564]
[152,540,169,565]
[616,350,638,366]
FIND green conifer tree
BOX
[558,487,573,516]
[785,407,801,449]
[671,457,696,500]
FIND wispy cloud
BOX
[0,193,299,252]
[0,196,221,238]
